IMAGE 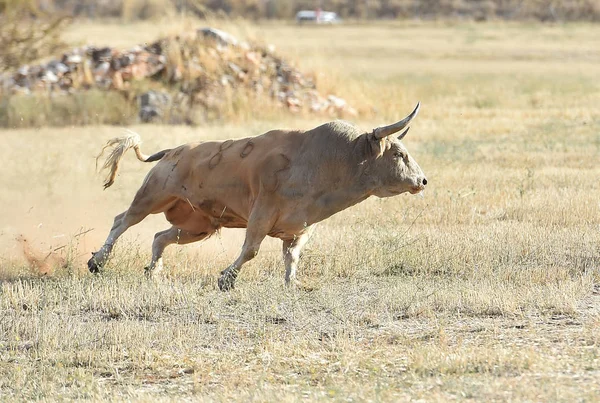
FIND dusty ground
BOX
[0,20,599,401]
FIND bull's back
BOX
[158,131,303,219]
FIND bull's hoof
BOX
[87,255,101,274]
[218,272,236,291]
[144,266,161,280]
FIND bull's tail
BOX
[96,129,170,189]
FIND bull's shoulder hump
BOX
[326,120,359,130]
[314,120,362,136]
[255,129,304,139]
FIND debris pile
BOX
[0,28,356,123]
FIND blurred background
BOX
[1,0,599,127]
[6,0,600,21]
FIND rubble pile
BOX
[0,28,356,123]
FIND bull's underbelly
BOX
[162,198,311,240]
[163,198,248,232]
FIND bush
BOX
[0,0,70,73]
[0,90,135,128]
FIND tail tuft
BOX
[96,130,143,189]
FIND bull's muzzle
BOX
[410,177,427,194]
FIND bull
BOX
[89,103,427,290]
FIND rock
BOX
[0,27,356,123]
[93,61,110,78]
[67,54,82,64]
[228,62,245,80]
[110,54,132,70]
[138,90,171,123]
[245,51,261,66]
[199,28,239,47]
[90,47,112,62]
[42,71,59,83]
[140,106,161,123]
[17,66,29,76]
[139,90,171,108]
[48,61,69,75]
[328,95,347,109]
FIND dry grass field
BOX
[1,20,599,401]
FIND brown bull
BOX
[89,103,427,290]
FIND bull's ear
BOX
[367,132,387,158]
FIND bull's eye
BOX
[393,152,406,160]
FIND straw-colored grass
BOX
[0,20,599,401]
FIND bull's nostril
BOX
[422,178,428,186]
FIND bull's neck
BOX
[329,134,377,195]
[309,183,372,225]
[309,135,379,222]
[352,134,382,196]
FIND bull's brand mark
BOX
[209,140,235,169]
[209,152,222,169]
[263,153,291,192]
[220,139,234,151]
[240,141,254,158]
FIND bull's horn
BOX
[397,127,410,141]
[373,102,420,140]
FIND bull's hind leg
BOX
[88,189,177,273]
[88,211,126,273]
[145,226,214,277]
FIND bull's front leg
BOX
[218,227,267,291]
[218,204,274,291]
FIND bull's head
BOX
[366,103,427,197]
